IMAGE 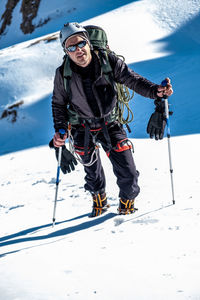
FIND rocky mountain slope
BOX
[0,0,44,36]
[0,0,133,49]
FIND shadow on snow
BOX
[128,13,200,138]
[0,212,116,258]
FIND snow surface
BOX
[0,0,200,299]
[0,135,200,300]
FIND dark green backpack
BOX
[63,25,134,126]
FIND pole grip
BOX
[160,79,170,121]
[161,80,169,99]
[59,128,66,139]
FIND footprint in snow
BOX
[48,178,56,184]
[114,217,125,226]
[132,218,159,225]
[32,179,47,185]
[9,205,24,210]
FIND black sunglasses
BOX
[66,40,87,52]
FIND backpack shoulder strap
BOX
[63,56,72,101]
[97,49,113,75]
[63,56,72,89]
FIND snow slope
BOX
[0,0,200,154]
[0,0,134,49]
[0,135,200,299]
[0,0,200,299]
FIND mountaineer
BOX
[50,22,173,217]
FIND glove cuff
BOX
[154,99,165,114]
[49,139,66,150]
[49,139,55,149]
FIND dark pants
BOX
[72,122,140,200]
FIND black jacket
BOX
[52,51,159,131]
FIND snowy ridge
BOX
[1,0,200,154]
[0,0,135,49]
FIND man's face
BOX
[65,35,92,67]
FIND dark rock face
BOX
[0,0,47,36]
[0,101,24,123]
[20,0,42,34]
[0,0,21,36]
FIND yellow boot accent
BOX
[90,192,108,217]
[118,199,136,215]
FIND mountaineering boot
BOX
[118,198,136,215]
[90,192,109,217]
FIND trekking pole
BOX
[161,80,175,205]
[52,128,66,227]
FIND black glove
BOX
[147,99,166,140]
[56,146,77,174]
[49,139,77,174]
